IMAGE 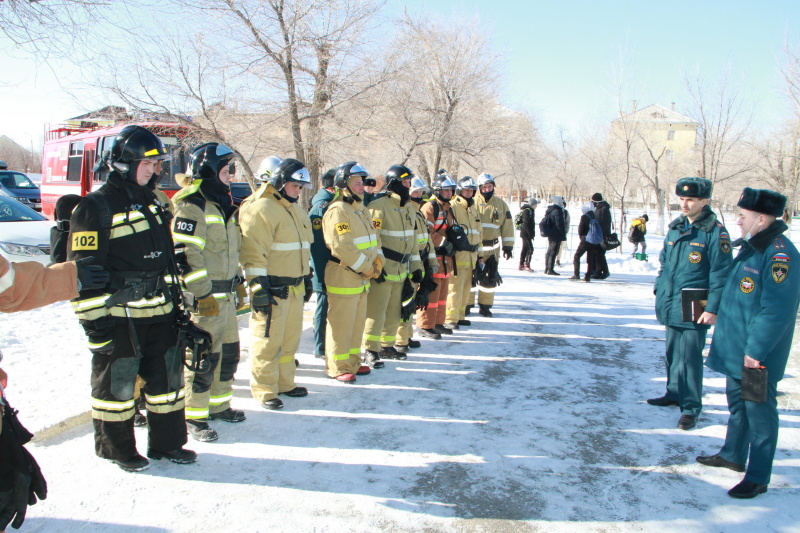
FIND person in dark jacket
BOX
[648,177,732,431]
[518,198,537,272]
[543,195,567,275]
[309,168,336,359]
[67,125,198,471]
[697,188,800,499]
[50,194,83,264]
[570,202,600,282]
[591,192,612,278]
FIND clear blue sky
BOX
[1,0,797,148]
[392,0,798,138]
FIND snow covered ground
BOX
[2,221,800,532]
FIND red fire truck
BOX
[40,122,190,219]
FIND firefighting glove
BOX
[372,256,383,273]
[0,401,47,531]
[235,283,250,311]
[249,277,288,313]
[360,265,376,279]
[502,246,513,260]
[194,294,220,317]
[82,316,116,355]
[303,270,314,303]
[410,269,423,284]
[75,256,110,290]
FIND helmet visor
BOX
[349,163,369,178]
[289,167,313,188]
[409,176,430,193]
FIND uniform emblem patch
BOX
[772,262,789,284]
[372,218,382,230]
[772,252,790,263]
[72,231,99,251]
[173,217,196,235]
[312,218,322,230]
[740,277,755,293]
[688,250,702,264]
[721,241,731,254]
[336,222,351,235]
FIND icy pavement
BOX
[1,236,799,532]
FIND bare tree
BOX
[684,66,756,190]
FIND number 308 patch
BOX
[72,231,98,251]
[174,217,197,235]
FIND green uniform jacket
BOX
[655,206,732,328]
[706,221,800,382]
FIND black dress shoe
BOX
[279,387,308,397]
[408,339,421,349]
[261,398,284,410]
[457,319,471,326]
[647,395,679,407]
[696,454,745,473]
[478,305,493,317]
[728,479,768,499]
[678,414,697,430]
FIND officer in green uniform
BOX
[649,177,732,430]
[698,188,800,499]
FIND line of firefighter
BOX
[66,127,515,471]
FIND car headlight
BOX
[0,242,46,257]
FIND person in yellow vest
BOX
[321,162,382,382]
[417,173,457,338]
[471,173,515,317]
[445,176,482,329]
[395,177,437,353]
[239,158,314,410]
[362,165,423,366]
[171,143,246,442]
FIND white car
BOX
[0,195,54,266]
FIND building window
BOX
[667,130,675,141]
[666,149,674,161]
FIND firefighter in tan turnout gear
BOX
[445,176,482,329]
[362,165,423,367]
[416,173,457,338]
[322,162,382,382]
[395,177,437,353]
[172,143,246,442]
[240,158,314,410]
[67,125,197,472]
[472,173,515,317]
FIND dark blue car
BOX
[0,161,41,212]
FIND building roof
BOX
[67,106,130,122]
[614,104,699,126]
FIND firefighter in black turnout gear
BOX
[68,125,197,472]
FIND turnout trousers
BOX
[90,319,187,461]
[719,376,780,485]
[418,271,449,329]
[184,296,241,420]
[664,325,708,417]
[313,291,328,357]
[364,278,403,351]
[249,285,304,403]
[326,289,369,377]
[446,264,473,323]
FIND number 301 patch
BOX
[174,217,197,235]
[72,231,98,251]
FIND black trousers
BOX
[544,240,562,272]
[573,241,601,276]
[91,319,187,460]
[519,237,533,267]
[595,247,609,275]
